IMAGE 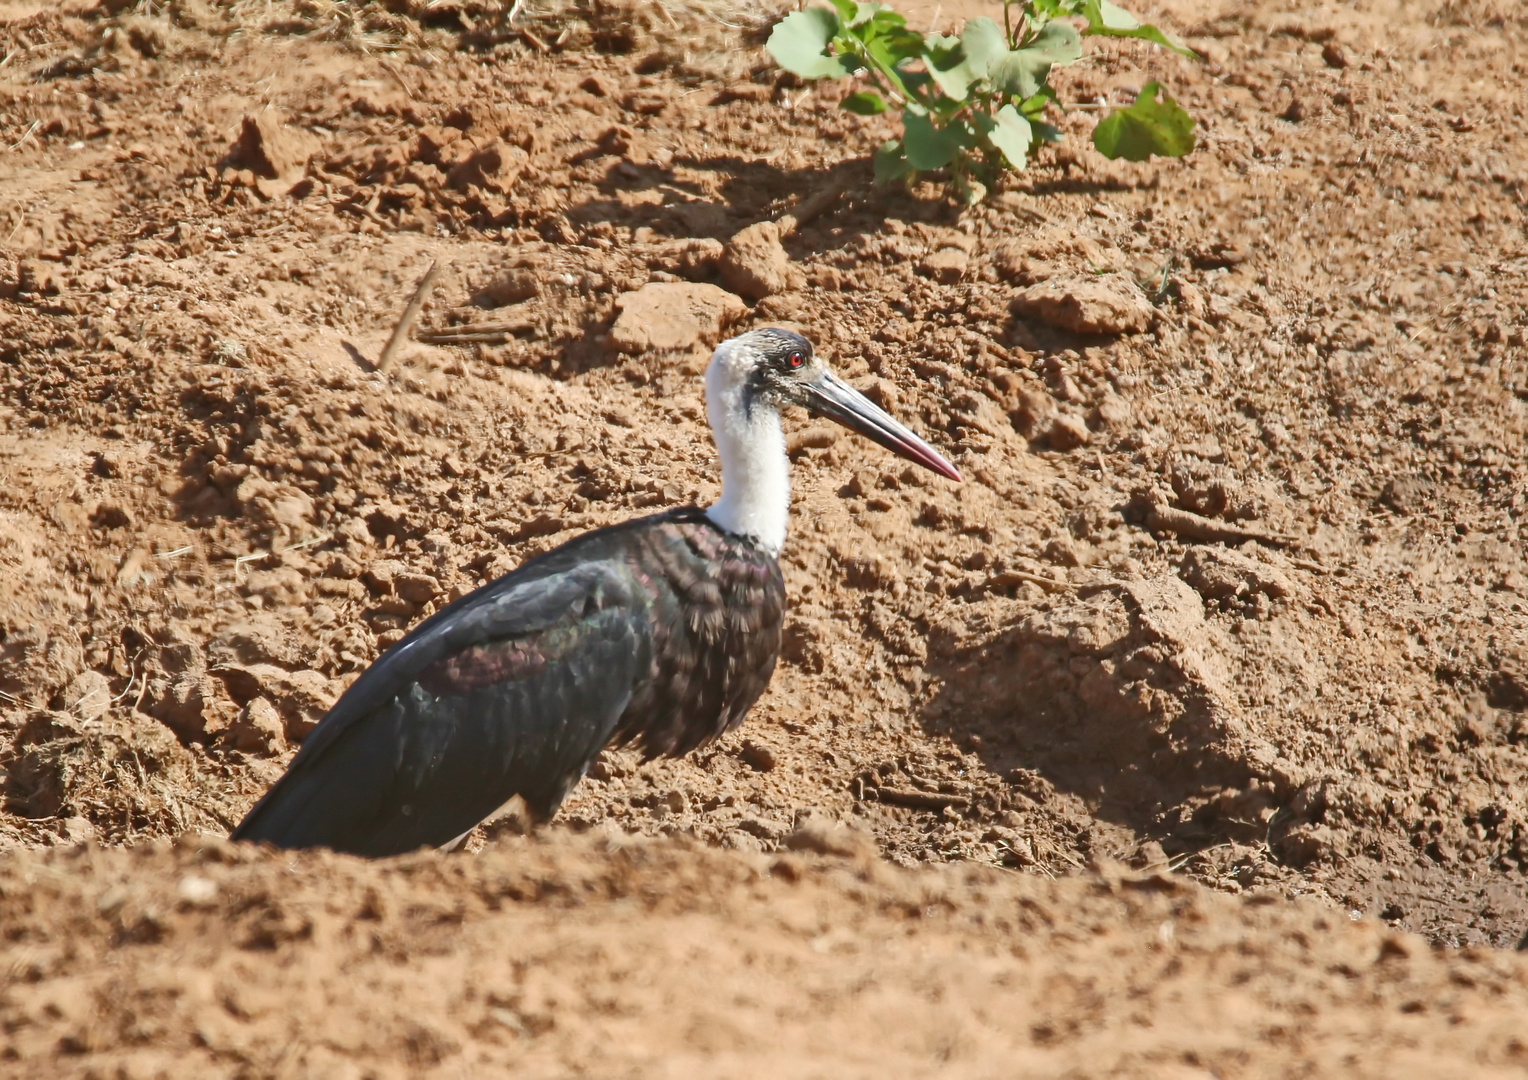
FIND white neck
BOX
[703,340,789,556]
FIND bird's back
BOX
[230,507,784,856]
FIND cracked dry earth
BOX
[2,0,1528,1074]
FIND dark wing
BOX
[230,560,652,857]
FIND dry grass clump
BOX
[3,710,238,844]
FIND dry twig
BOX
[1141,493,1295,549]
[416,313,535,345]
[774,168,854,238]
[985,568,1074,594]
[377,259,444,374]
[873,787,969,811]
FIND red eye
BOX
[788,353,804,368]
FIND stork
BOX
[230,328,960,856]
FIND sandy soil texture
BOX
[1,0,1527,1073]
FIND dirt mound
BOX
[4,831,1528,1078]
[1,0,1528,1068]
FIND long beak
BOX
[801,371,962,482]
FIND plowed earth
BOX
[1,0,1527,1073]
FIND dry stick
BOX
[1143,495,1296,550]
[985,568,1075,594]
[416,314,535,345]
[6,119,40,153]
[376,259,443,375]
[773,168,855,239]
[874,787,970,812]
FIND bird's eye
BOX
[787,352,804,369]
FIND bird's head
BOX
[707,327,961,482]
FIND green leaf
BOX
[767,9,853,80]
[1031,0,1084,18]
[1080,0,1198,58]
[986,104,1033,169]
[989,48,1050,100]
[1018,87,1057,117]
[1091,81,1196,160]
[926,34,976,102]
[903,112,964,170]
[841,89,887,115]
[862,24,923,70]
[959,17,1007,78]
[899,68,934,99]
[858,2,904,30]
[1027,21,1082,64]
[830,0,858,25]
[990,22,1080,99]
[1032,120,1064,144]
[873,138,912,184]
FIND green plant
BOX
[767,0,1197,203]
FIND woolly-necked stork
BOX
[231,328,960,856]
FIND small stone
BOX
[740,738,777,772]
[718,221,806,301]
[62,816,97,843]
[227,696,286,755]
[1090,393,1133,430]
[475,268,538,307]
[1048,412,1091,450]
[278,669,339,741]
[363,559,404,596]
[1180,547,1294,602]
[609,282,747,353]
[738,816,790,840]
[1011,276,1154,335]
[445,141,525,194]
[1133,839,1169,869]
[395,572,441,604]
[64,670,113,721]
[177,875,220,907]
[579,74,615,97]
[783,821,877,861]
[220,112,319,180]
[919,247,969,284]
[1011,388,1057,440]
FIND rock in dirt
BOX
[783,820,877,862]
[474,267,539,307]
[647,237,725,281]
[1011,276,1154,335]
[446,141,526,194]
[919,247,969,284]
[719,221,806,301]
[213,664,339,742]
[234,477,315,537]
[609,282,747,353]
[739,738,777,772]
[226,696,287,755]
[219,112,318,181]
[1047,412,1091,451]
[1180,547,1294,604]
[62,670,113,721]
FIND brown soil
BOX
[1,0,1527,1073]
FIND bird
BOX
[230,328,960,856]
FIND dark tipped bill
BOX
[802,371,962,482]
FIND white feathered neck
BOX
[703,337,788,556]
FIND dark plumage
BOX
[231,327,957,856]
[231,509,783,856]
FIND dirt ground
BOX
[1,0,1527,1073]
